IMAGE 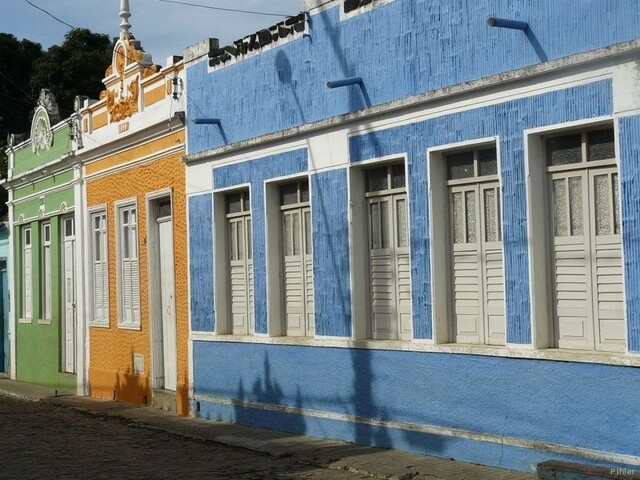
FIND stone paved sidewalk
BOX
[0,377,537,480]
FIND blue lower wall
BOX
[193,341,640,472]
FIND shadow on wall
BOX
[234,353,307,435]
[217,349,450,457]
[89,350,151,407]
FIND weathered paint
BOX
[350,80,613,343]
[310,169,352,337]
[186,0,640,155]
[193,340,640,473]
[188,193,215,332]
[211,149,308,334]
[619,114,640,352]
[86,147,189,413]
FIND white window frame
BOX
[41,221,52,323]
[90,208,109,327]
[428,137,502,345]
[115,199,141,330]
[348,155,412,341]
[22,226,33,321]
[443,144,505,345]
[524,118,625,351]
[278,179,315,337]
[540,123,623,352]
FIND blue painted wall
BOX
[193,340,640,472]
[311,169,352,337]
[189,193,215,332]
[212,149,308,333]
[186,0,640,155]
[619,114,640,352]
[350,80,613,343]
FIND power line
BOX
[23,0,76,30]
[156,0,292,18]
[0,71,33,101]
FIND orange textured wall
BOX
[87,131,189,415]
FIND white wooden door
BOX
[449,182,504,345]
[282,207,315,336]
[158,218,177,391]
[590,169,625,351]
[63,218,76,374]
[550,168,624,351]
[229,215,253,335]
[368,193,411,340]
[23,228,32,319]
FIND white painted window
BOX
[366,163,412,340]
[546,128,624,352]
[227,190,254,335]
[91,211,109,325]
[446,147,505,345]
[117,203,140,327]
[41,222,51,320]
[23,226,32,319]
[280,180,314,337]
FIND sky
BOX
[0,0,304,64]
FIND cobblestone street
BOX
[0,396,372,480]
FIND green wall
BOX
[13,170,74,201]
[12,125,73,176]
[14,218,76,393]
[13,184,75,223]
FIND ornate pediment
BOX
[30,89,60,155]
[101,75,140,123]
[97,0,159,124]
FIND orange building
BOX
[79,3,189,414]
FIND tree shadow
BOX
[234,352,307,435]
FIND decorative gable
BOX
[30,90,60,155]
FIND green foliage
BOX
[0,29,114,217]
[0,34,44,145]
[30,28,115,120]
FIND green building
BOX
[4,90,85,393]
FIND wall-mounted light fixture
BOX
[193,118,222,126]
[487,17,529,31]
[327,77,363,89]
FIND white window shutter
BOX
[24,247,32,318]
[131,257,140,325]
[123,257,132,324]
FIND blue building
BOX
[183,0,640,473]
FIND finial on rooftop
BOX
[119,0,132,38]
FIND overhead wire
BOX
[23,0,76,30]
[156,0,292,18]
[20,0,207,119]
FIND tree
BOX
[30,28,115,119]
[0,34,44,150]
[0,29,114,217]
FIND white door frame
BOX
[146,190,177,391]
[62,216,76,374]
